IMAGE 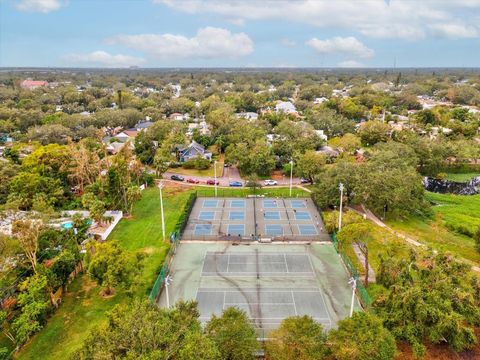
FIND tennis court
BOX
[158,242,361,332]
[182,197,330,241]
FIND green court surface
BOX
[158,242,360,331]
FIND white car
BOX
[264,179,278,186]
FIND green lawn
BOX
[387,192,480,265]
[167,161,224,178]
[17,187,190,359]
[445,172,480,182]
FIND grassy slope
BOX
[17,187,188,360]
[387,192,480,265]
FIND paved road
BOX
[164,166,304,187]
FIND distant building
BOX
[20,80,49,90]
[235,112,259,120]
[313,97,328,105]
[135,121,154,131]
[170,113,189,121]
[275,101,297,114]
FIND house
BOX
[316,145,339,158]
[186,121,210,137]
[178,141,212,162]
[114,132,134,143]
[135,121,154,131]
[20,80,49,90]
[170,113,189,121]
[123,129,139,138]
[235,112,259,121]
[275,101,297,114]
[313,97,328,105]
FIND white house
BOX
[235,112,259,121]
[313,97,328,105]
[275,101,297,114]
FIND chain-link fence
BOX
[331,232,372,308]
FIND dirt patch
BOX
[81,278,97,293]
[270,170,285,181]
[395,329,480,360]
[142,246,158,255]
[163,181,191,196]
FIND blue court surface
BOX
[199,211,215,221]
[182,197,329,241]
[265,224,283,236]
[195,224,213,235]
[228,224,245,236]
[291,199,307,208]
[229,211,245,220]
[264,211,281,220]
[263,199,278,208]
[298,224,318,235]
[203,200,219,208]
[295,211,311,220]
[230,199,246,208]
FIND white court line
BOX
[284,253,290,273]
[291,290,298,315]
[224,302,296,306]
[197,289,322,293]
[226,253,230,273]
[222,291,226,311]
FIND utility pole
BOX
[214,160,218,197]
[158,181,166,243]
[348,277,357,317]
[289,160,294,197]
[338,183,344,230]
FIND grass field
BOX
[387,192,480,265]
[167,159,224,178]
[17,186,190,359]
[445,172,480,182]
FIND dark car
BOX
[229,181,243,187]
[206,179,219,185]
[300,178,310,184]
[170,175,184,181]
[186,178,199,184]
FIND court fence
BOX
[331,232,372,308]
[148,231,179,303]
[174,192,197,236]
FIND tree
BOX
[296,150,327,183]
[337,223,374,286]
[87,242,140,295]
[328,133,361,154]
[205,307,258,360]
[375,251,480,357]
[12,220,42,272]
[328,312,396,360]
[68,140,102,192]
[307,108,356,138]
[82,193,106,226]
[75,300,220,360]
[12,274,51,346]
[358,121,390,146]
[265,315,329,360]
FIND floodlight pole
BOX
[214,160,218,197]
[158,181,166,243]
[289,160,294,197]
[349,277,357,317]
[165,275,172,308]
[338,183,344,230]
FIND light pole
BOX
[348,277,357,317]
[289,160,294,197]
[165,274,173,308]
[338,182,344,230]
[158,181,166,243]
[214,160,218,197]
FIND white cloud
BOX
[63,51,145,67]
[15,0,64,13]
[338,60,364,68]
[307,36,374,58]
[155,0,480,40]
[107,27,253,59]
[429,23,479,39]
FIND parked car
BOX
[229,181,243,187]
[170,175,184,181]
[186,178,199,184]
[206,179,219,185]
[300,178,310,184]
[264,179,278,186]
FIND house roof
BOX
[21,80,49,88]
[123,129,138,137]
[135,121,154,129]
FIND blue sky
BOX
[1,0,480,68]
